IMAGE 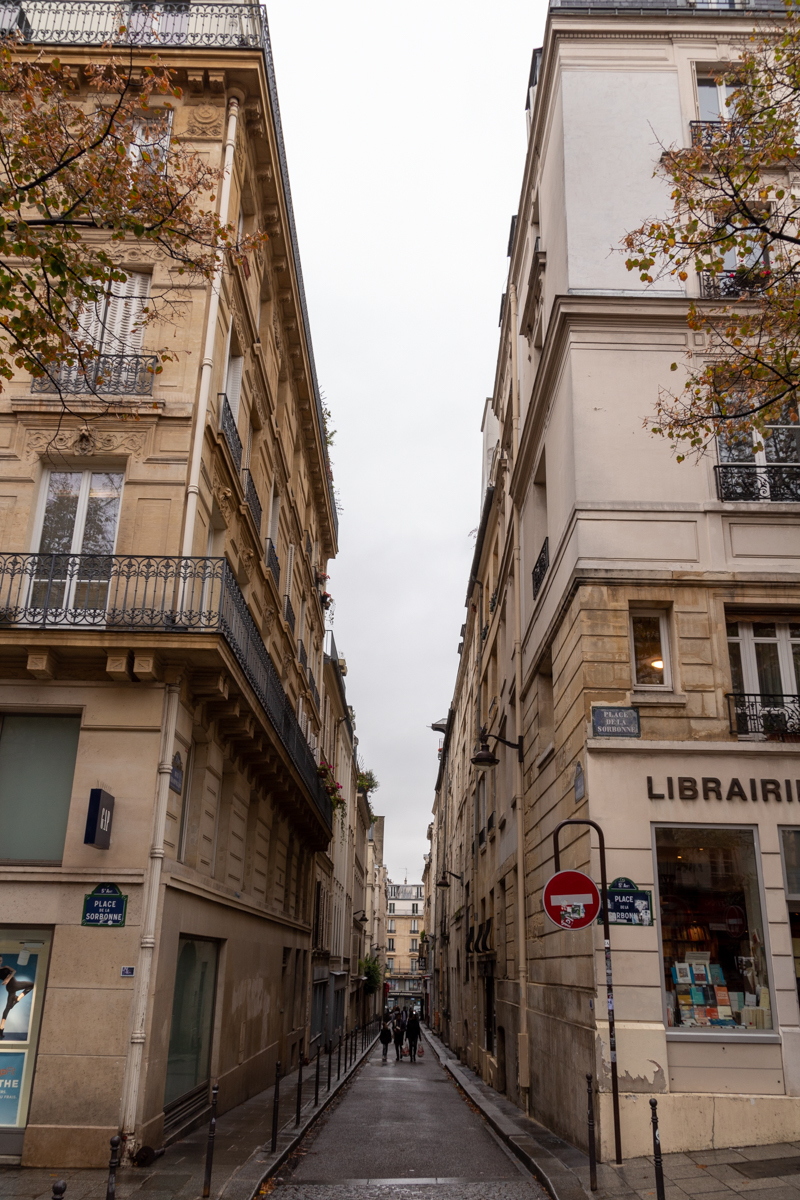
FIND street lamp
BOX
[353,910,368,923]
[436,871,463,889]
[470,723,523,771]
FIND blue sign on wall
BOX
[591,706,641,738]
[599,883,654,926]
[82,883,127,927]
[0,1053,26,1126]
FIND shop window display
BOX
[656,827,772,1030]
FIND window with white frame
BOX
[411,919,418,933]
[412,903,418,914]
[387,959,393,973]
[727,619,800,699]
[717,405,800,502]
[388,902,395,914]
[409,959,417,974]
[36,470,124,559]
[387,938,394,951]
[630,610,671,689]
[388,919,395,933]
[696,71,738,122]
[410,939,418,952]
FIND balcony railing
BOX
[700,268,772,300]
[715,463,800,502]
[265,538,280,589]
[532,536,549,600]
[308,666,319,712]
[242,468,262,532]
[218,392,242,471]
[31,353,159,396]
[283,593,295,634]
[727,693,800,741]
[0,552,332,831]
[3,2,265,49]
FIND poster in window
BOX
[0,1052,26,1125]
[0,954,37,1041]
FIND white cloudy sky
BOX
[267,0,548,882]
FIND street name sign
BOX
[543,869,601,930]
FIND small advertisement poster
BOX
[0,954,37,1041]
[0,1053,26,1125]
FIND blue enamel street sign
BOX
[82,883,127,927]
[591,706,641,738]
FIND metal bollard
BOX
[270,1060,281,1154]
[337,1032,342,1080]
[650,1098,666,1200]
[295,1053,304,1128]
[314,1046,321,1106]
[105,1134,121,1200]
[202,1084,219,1198]
[327,1041,332,1092]
[586,1075,597,1193]
[52,1184,67,1200]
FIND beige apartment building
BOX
[386,880,425,1013]
[428,0,800,1165]
[0,2,371,1170]
[365,815,388,1013]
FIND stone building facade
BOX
[386,880,425,1012]
[428,0,800,1163]
[0,3,372,1169]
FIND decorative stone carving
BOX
[26,427,147,460]
[262,606,276,636]
[230,296,246,350]
[241,546,255,580]
[212,466,235,525]
[186,103,224,138]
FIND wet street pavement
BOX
[272,1040,547,1200]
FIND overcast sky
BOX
[267,0,548,883]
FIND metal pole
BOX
[650,1099,666,1200]
[202,1084,219,1198]
[295,1053,303,1127]
[105,1134,121,1200]
[314,1046,321,1106]
[586,1074,597,1192]
[553,819,622,1165]
[337,1032,342,1080]
[270,1060,281,1154]
[327,1041,332,1091]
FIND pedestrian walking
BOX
[406,1011,421,1063]
[392,1015,405,1062]
[379,1020,392,1063]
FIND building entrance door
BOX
[163,937,218,1138]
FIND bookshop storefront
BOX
[585,741,800,1157]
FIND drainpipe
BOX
[508,282,530,1112]
[181,91,243,558]
[119,680,182,1156]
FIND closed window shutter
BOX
[225,354,244,420]
[102,271,150,354]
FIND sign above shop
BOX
[600,880,654,926]
[647,775,799,803]
[543,869,601,930]
[592,706,640,738]
[82,883,127,927]
[84,788,114,849]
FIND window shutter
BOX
[225,354,244,420]
[102,271,150,354]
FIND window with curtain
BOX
[0,715,81,861]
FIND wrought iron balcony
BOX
[218,392,242,471]
[242,468,262,532]
[532,536,549,600]
[308,666,319,711]
[2,2,265,49]
[265,538,280,589]
[283,593,295,635]
[298,637,307,669]
[31,353,158,396]
[0,551,332,831]
[727,693,800,740]
[700,268,771,299]
[715,463,800,502]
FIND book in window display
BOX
[656,827,772,1031]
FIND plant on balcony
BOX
[315,569,329,587]
[0,42,267,410]
[623,6,800,458]
[358,955,382,995]
[317,757,345,827]
[320,591,332,610]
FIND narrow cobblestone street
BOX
[271,1040,547,1200]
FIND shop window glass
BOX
[0,715,80,862]
[631,611,670,688]
[164,937,218,1107]
[780,830,800,1006]
[656,827,772,1030]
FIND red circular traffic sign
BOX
[543,869,601,930]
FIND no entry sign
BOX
[543,869,601,930]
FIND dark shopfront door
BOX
[163,937,219,1139]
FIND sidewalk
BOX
[0,1031,379,1200]
[423,1026,800,1200]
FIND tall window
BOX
[32,471,124,613]
[387,938,394,952]
[727,620,800,699]
[412,903,418,915]
[780,830,800,1005]
[718,406,800,502]
[410,939,418,952]
[697,72,738,122]
[630,610,671,688]
[388,902,395,914]
[0,715,81,862]
[411,919,418,933]
[387,959,394,974]
[388,919,395,933]
[656,826,772,1031]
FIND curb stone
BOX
[422,1027,592,1200]
[218,1035,380,1200]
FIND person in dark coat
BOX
[392,1014,405,1061]
[406,1012,421,1062]
[379,1020,392,1063]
